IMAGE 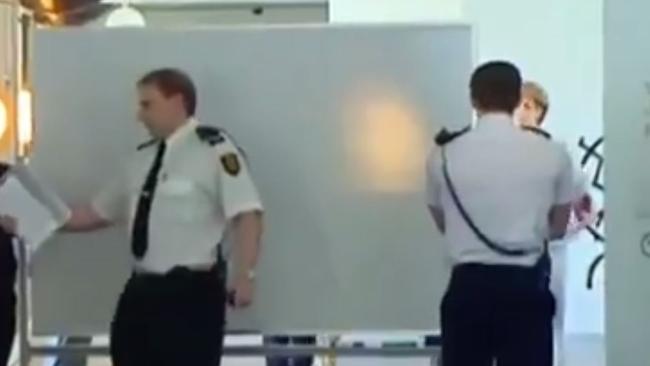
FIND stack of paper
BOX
[0,163,70,252]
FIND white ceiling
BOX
[101,0,326,4]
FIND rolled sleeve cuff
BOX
[226,201,264,220]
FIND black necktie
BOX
[131,141,166,259]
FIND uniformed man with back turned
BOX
[62,68,264,366]
[426,61,574,366]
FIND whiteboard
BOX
[29,24,472,335]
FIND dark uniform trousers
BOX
[0,229,16,366]
[110,265,227,366]
[441,263,555,366]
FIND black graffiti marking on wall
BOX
[578,136,605,290]
[640,233,650,258]
[585,210,605,243]
[579,136,604,192]
[587,253,605,289]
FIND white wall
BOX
[604,0,650,364]
[92,4,327,27]
[330,0,464,23]
[92,0,328,27]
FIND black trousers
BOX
[0,232,15,366]
[110,266,227,366]
[264,335,317,366]
[441,263,555,366]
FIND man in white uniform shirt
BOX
[62,68,264,366]
[426,61,574,366]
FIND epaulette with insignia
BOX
[196,126,226,146]
[434,126,471,146]
[137,139,158,151]
[522,126,552,140]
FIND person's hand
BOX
[0,215,17,235]
[229,275,255,308]
[574,193,593,221]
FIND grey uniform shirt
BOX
[426,113,575,266]
[92,118,263,273]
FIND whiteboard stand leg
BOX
[55,336,91,366]
[16,239,30,366]
[322,335,340,366]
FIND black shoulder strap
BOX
[435,126,471,146]
[196,126,226,146]
[522,126,552,140]
[438,127,541,257]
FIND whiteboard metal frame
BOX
[16,243,441,365]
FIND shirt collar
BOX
[165,118,198,147]
[476,112,515,129]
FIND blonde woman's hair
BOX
[522,81,550,124]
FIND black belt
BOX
[132,262,226,283]
[133,246,228,281]
[453,261,549,291]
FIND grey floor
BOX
[221,335,604,366]
[228,335,603,366]
[26,334,604,366]
[562,335,604,366]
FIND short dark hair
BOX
[138,68,197,116]
[470,61,522,114]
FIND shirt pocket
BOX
[158,179,194,196]
[156,178,211,222]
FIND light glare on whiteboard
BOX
[346,90,427,193]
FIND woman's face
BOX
[515,97,543,127]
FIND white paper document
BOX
[11,163,71,225]
[0,165,70,252]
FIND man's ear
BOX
[170,94,186,112]
[470,98,480,111]
[536,112,546,127]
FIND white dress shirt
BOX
[92,118,263,273]
[426,113,575,266]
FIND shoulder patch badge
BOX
[221,153,241,176]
